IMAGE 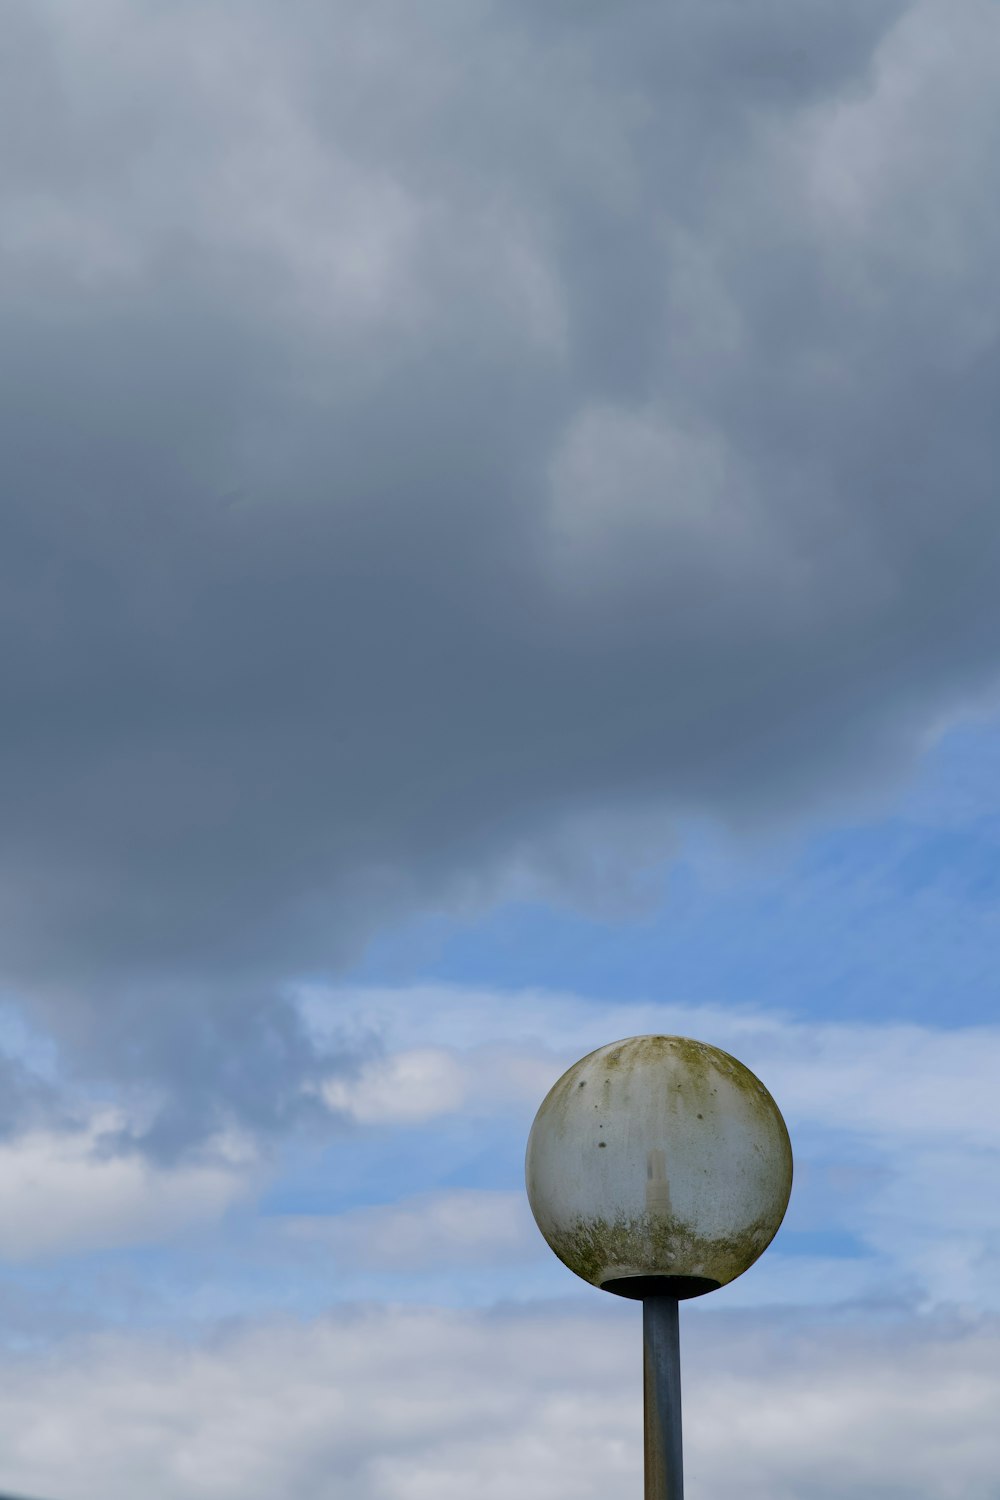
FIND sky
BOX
[2,0,1000,1495]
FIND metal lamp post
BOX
[525,1034,793,1498]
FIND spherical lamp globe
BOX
[525,1034,792,1299]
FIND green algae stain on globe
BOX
[525,1035,792,1299]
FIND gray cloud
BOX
[3,0,1000,1131]
[0,1052,58,1139]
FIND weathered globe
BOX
[525,1034,792,1299]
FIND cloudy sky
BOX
[2,0,1000,1494]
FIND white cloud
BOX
[282,1189,537,1273]
[687,1312,1000,1499]
[307,982,1000,1146]
[0,1115,259,1260]
[0,1304,998,1500]
[321,1047,469,1124]
[318,1036,557,1125]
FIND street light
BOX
[525,1034,792,1498]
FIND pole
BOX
[643,1296,683,1499]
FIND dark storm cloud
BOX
[3,0,999,1138]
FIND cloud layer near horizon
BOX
[1,1302,999,1500]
